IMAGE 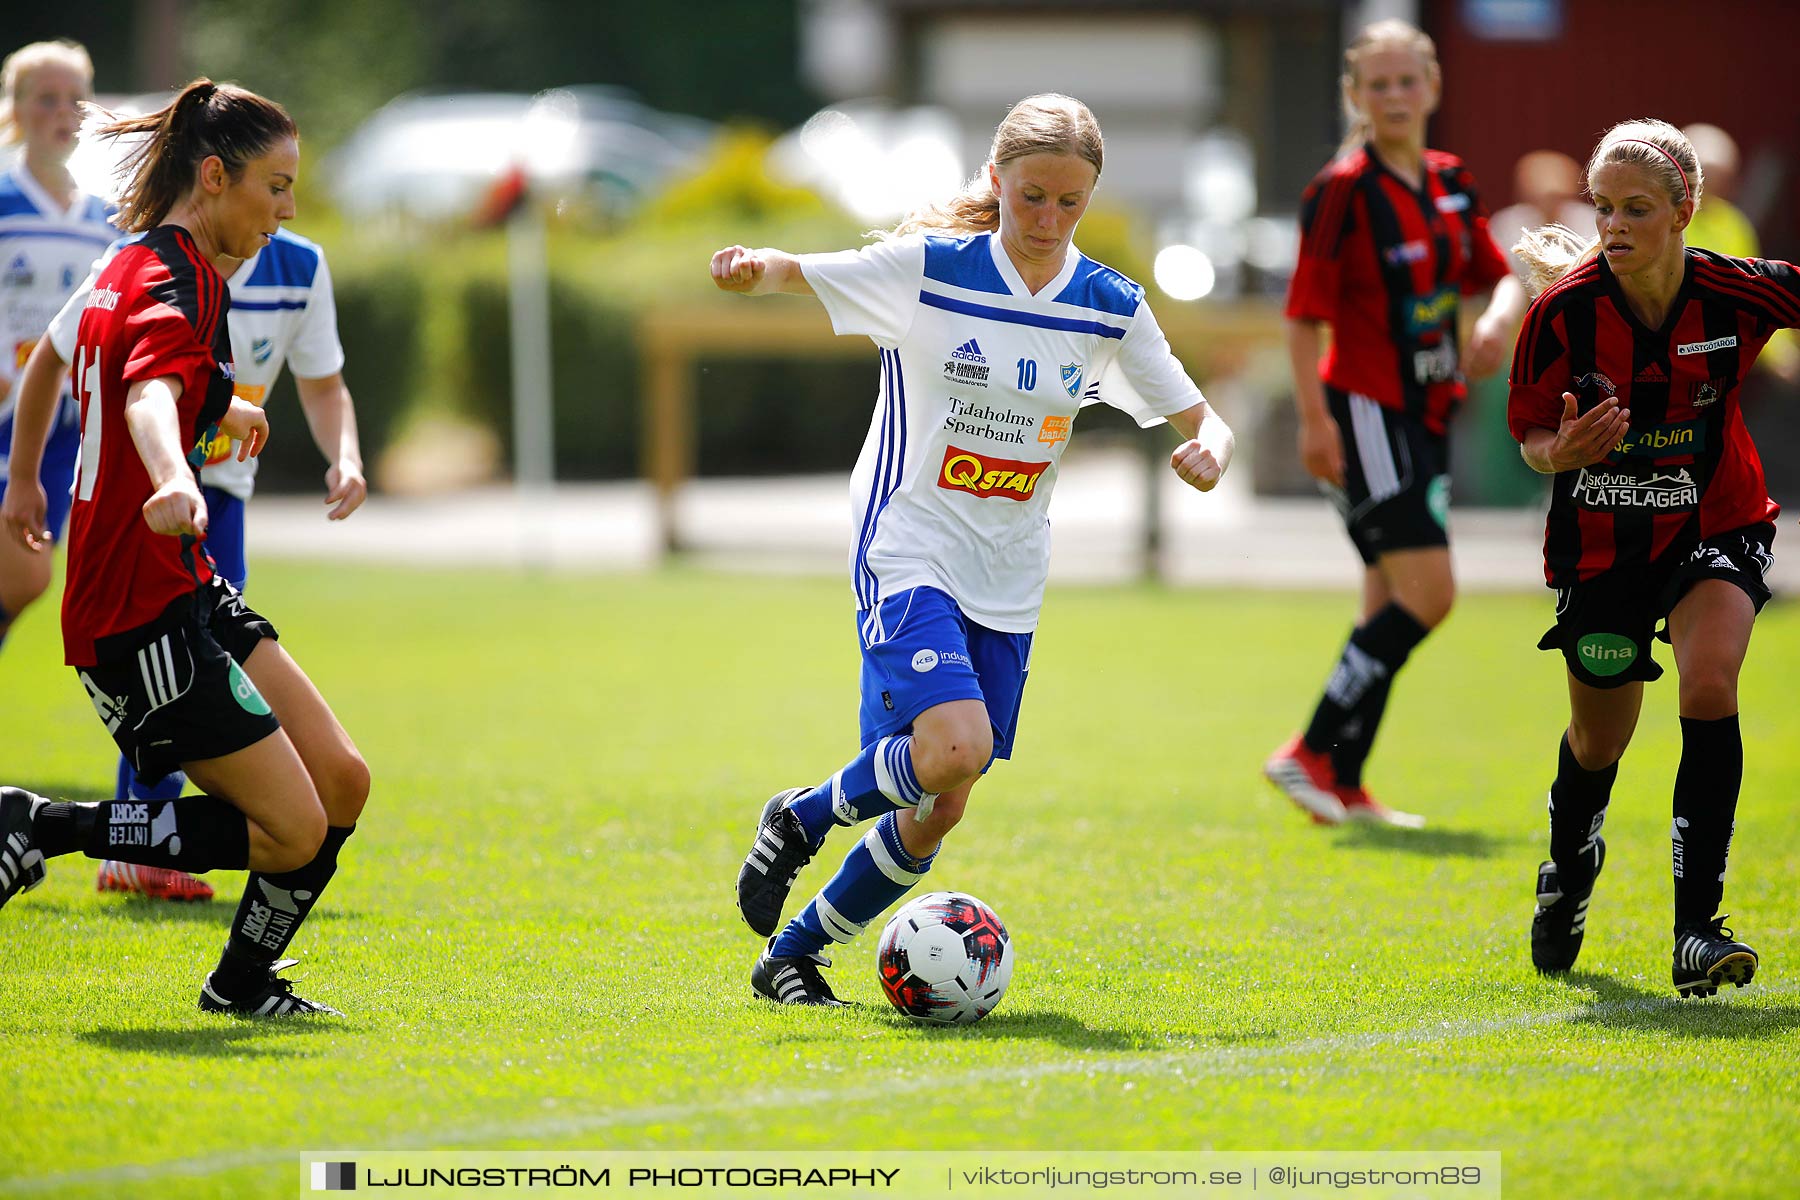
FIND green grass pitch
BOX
[2,563,1796,1198]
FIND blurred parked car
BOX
[324,86,716,224]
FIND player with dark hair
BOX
[24,184,366,904]
[714,93,1235,1005]
[1511,118,1797,996]
[0,79,369,1016]
[1263,18,1526,827]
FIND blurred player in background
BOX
[26,191,366,902]
[1263,19,1526,828]
[1511,119,1798,997]
[0,80,368,1016]
[714,93,1235,1005]
[0,40,115,652]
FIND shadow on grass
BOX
[1559,970,1800,1039]
[20,895,369,927]
[1332,822,1512,858]
[866,1009,1154,1051]
[77,1019,345,1058]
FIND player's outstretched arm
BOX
[1466,274,1529,379]
[0,338,70,550]
[295,372,367,519]
[710,245,815,297]
[124,376,208,537]
[1166,400,1234,493]
[219,396,269,462]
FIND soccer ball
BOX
[876,891,1013,1024]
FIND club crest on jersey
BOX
[251,337,275,365]
[1574,371,1618,396]
[1060,362,1083,399]
[1690,377,1727,408]
[938,445,1047,501]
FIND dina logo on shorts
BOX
[911,649,940,673]
[228,661,272,716]
[1576,633,1637,677]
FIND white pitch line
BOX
[7,984,1787,1193]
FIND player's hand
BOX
[1547,392,1629,472]
[142,476,207,537]
[711,245,767,294]
[219,397,268,460]
[0,479,50,552]
[1465,311,1510,378]
[1170,439,1223,492]
[324,459,367,520]
[1297,416,1346,487]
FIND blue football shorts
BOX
[855,585,1033,764]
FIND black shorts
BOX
[75,574,282,783]
[1537,523,1775,689]
[1321,386,1451,566]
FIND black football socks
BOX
[1672,714,1741,932]
[32,797,250,871]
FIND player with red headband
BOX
[1510,118,1799,997]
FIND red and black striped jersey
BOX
[63,224,233,665]
[1507,248,1799,586]
[1286,144,1510,434]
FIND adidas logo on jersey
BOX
[1634,362,1669,382]
[950,339,986,364]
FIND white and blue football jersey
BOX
[50,226,344,500]
[0,162,115,427]
[800,230,1203,632]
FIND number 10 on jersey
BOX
[1016,358,1036,391]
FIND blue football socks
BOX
[786,735,935,848]
[771,812,938,960]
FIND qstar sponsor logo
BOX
[1610,420,1705,458]
[1677,335,1738,355]
[1405,287,1458,335]
[944,397,1031,444]
[944,338,990,388]
[938,446,1048,501]
[1573,467,1698,511]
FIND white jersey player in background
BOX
[0,40,115,654]
[19,223,366,900]
[718,93,1235,1005]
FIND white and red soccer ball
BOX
[876,891,1013,1024]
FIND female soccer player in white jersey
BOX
[25,223,365,901]
[0,40,116,652]
[715,94,1235,1005]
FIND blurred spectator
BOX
[1683,122,1798,383]
[1490,150,1592,280]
